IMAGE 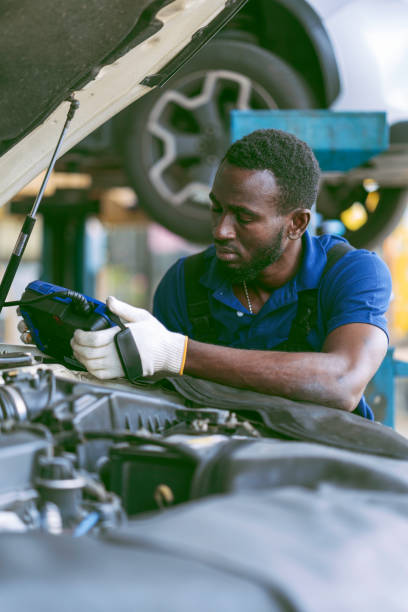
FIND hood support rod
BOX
[0,96,79,317]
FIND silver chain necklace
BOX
[242,280,253,314]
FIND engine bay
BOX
[2,348,408,610]
[0,359,271,535]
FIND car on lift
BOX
[62,0,408,249]
[1,2,408,611]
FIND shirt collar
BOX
[200,231,327,293]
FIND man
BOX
[69,129,391,419]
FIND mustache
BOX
[214,241,239,254]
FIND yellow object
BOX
[179,336,189,375]
[365,190,380,212]
[340,202,368,231]
[383,211,408,341]
[154,484,174,509]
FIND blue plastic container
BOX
[230,110,388,171]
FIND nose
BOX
[213,212,236,242]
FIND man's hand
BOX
[17,319,33,344]
[71,296,188,380]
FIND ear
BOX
[286,209,311,240]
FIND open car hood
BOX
[0,0,246,207]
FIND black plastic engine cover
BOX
[190,437,408,499]
[106,444,197,514]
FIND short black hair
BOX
[223,129,321,213]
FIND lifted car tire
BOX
[122,39,316,243]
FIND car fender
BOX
[258,0,341,105]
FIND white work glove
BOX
[71,296,188,380]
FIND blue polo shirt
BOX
[153,231,392,420]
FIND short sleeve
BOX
[319,250,392,340]
[153,257,193,335]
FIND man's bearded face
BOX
[211,162,290,284]
[217,226,285,283]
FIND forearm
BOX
[184,340,359,411]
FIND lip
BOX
[215,246,241,262]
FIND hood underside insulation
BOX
[0,0,172,155]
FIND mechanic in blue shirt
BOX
[71,129,391,419]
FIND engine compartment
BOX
[0,365,270,534]
[2,353,408,610]
[3,359,408,540]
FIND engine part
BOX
[0,422,52,533]
[104,440,198,514]
[35,455,124,533]
[0,415,124,534]
[35,456,85,525]
[0,424,52,510]
[0,351,42,369]
[0,368,267,516]
[0,369,185,473]
[0,369,69,422]
[103,432,235,515]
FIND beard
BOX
[217,227,285,283]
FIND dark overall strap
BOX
[184,242,355,347]
[277,241,355,352]
[184,251,218,343]
[277,289,318,352]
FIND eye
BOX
[236,214,253,225]
[210,203,222,215]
